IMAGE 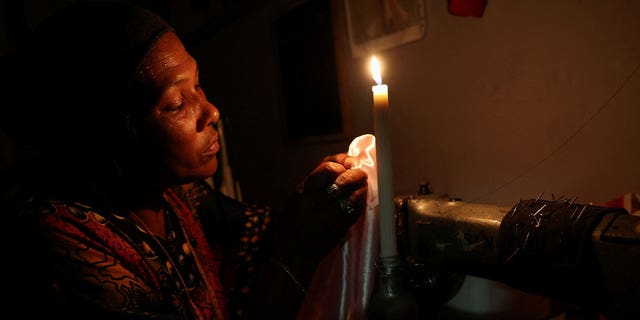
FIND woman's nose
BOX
[198,98,219,129]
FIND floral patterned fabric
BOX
[16,180,271,319]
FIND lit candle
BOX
[370,56,397,257]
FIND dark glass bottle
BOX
[368,255,418,319]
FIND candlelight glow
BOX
[370,56,382,85]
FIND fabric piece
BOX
[16,180,269,319]
[166,188,230,319]
[297,134,380,319]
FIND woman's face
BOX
[136,31,220,185]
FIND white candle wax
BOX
[371,57,397,257]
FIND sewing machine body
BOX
[395,193,640,318]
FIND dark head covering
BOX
[6,1,176,205]
[10,0,173,147]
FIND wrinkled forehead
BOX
[137,32,193,87]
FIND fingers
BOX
[331,182,368,216]
[334,167,367,190]
[296,152,368,218]
[298,153,363,193]
[348,184,368,206]
[318,153,360,170]
[329,168,367,201]
[274,153,369,265]
[298,161,347,193]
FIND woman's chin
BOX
[202,159,219,178]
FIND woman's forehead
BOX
[139,32,196,86]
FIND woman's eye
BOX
[167,100,184,112]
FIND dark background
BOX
[1,1,639,318]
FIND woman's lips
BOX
[203,132,220,156]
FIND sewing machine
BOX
[394,187,640,319]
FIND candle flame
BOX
[370,56,382,85]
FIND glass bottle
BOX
[368,255,418,319]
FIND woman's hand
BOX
[296,152,368,218]
[271,153,368,282]
[251,153,368,318]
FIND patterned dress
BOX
[15,180,271,319]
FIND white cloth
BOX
[297,134,380,320]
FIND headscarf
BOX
[11,0,173,149]
[7,0,176,205]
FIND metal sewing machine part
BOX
[394,188,640,319]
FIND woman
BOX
[6,1,367,319]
